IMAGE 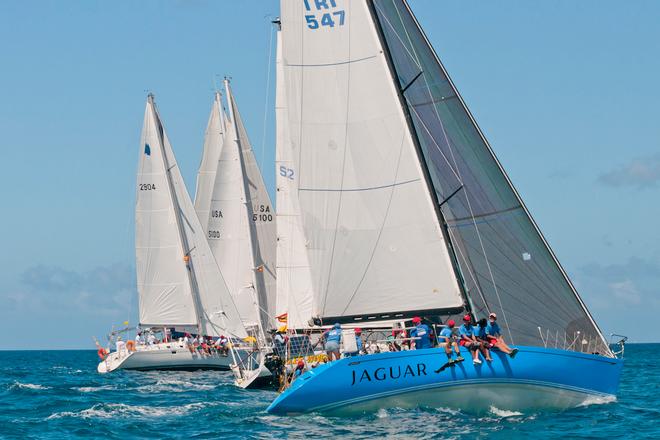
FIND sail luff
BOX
[399,1,608,351]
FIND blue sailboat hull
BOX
[266,346,622,415]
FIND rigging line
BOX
[389,1,512,340]
[339,129,407,317]
[260,23,275,172]
[319,5,354,317]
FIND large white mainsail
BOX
[275,29,315,329]
[136,94,246,339]
[194,91,227,236]
[279,0,465,324]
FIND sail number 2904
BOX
[304,0,345,29]
[139,183,156,190]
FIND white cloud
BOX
[597,153,660,188]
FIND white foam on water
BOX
[577,395,617,407]
[489,406,523,418]
[136,377,216,393]
[46,402,212,420]
[376,408,389,419]
[72,385,116,393]
[9,382,50,391]
[435,406,462,416]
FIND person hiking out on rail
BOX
[410,316,432,350]
[459,315,482,365]
[486,312,519,358]
[438,319,463,363]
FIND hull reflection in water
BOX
[267,347,622,415]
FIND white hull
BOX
[97,343,251,374]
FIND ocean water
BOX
[0,344,658,439]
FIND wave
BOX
[9,382,50,391]
[577,395,617,407]
[136,377,217,393]
[46,402,214,420]
[489,406,524,417]
[72,385,116,393]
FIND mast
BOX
[224,79,267,344]
[365,1,473,316]
[149,94,205,335]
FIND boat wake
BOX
[46,402,213,420]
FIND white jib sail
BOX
[194,91,227,236]
[279,0,464,320]
[231,88,278,332]
[275,29,315,329]
[138,95,246,338]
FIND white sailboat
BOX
[98,94,251,373]
[266,0,622,414]
[193,81,278,387]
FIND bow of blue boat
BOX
[267,346,622,415]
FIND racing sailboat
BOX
[97,94,251,373]
[267,0,622,414]
[194,81,278,387]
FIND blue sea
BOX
[1,344,658,439]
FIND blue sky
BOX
[0,1,658,349]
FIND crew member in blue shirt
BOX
[438,319,463,363]
[486,312,518,358]
[410,316,432,350]
[474,318,493,361]
[458,314,482,364]
[323,323,342,361]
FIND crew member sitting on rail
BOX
[438,319,463,363]
[474,318,494,362]
[410,316,432,350]
[323,323,342,361]
[183,333,194,353]
[486,313,518,358]
[135,332,143,346]
[459,315,482,364]
[292,359,306,382]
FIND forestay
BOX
[279,0,465,323]
[136,95,246,338]
[371,0,610,355]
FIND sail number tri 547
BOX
[304,0,345,29]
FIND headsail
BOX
[275,29,315,329]
[224,80,278,334]
[370,0,610,354]
[136,95,246,338]
[279,0,465,324]
[194,91,227,236]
